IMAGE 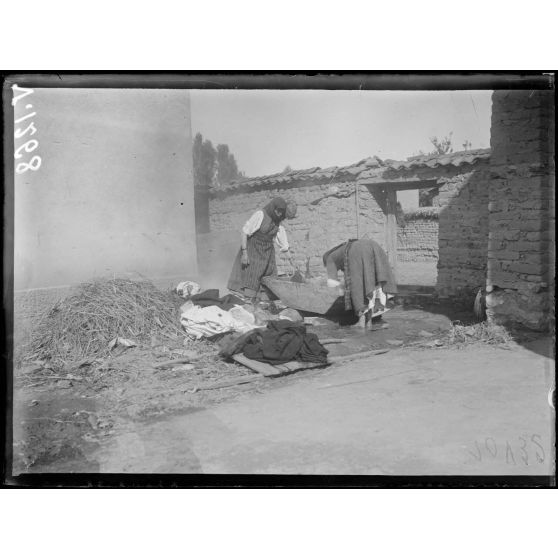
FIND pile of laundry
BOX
[219,319,329,365]
[178,286,303,340]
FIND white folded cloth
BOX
[180,304,258,339]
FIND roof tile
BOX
[213,148,491,193]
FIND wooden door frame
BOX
[359,179,439,279]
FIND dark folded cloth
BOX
[218,328,265,359]
[242,319,328,365]
[299,332,330,363]
[190,289,245,311]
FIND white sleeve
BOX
[242,210,264,236]
[275,225,290,252]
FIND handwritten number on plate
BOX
[14,139,38,160]
[12,84,34,107]
[16,156,42,174]
[485,437,497,458]
[467,440,482,461]
[505,441,516,465]
[531,434,545,463]
[518,436,529,465]
[15,122,37,139]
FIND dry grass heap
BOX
[446,321,514,348]
[23,277,184,366]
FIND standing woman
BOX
[322,238,397,328]
[228,197,296,301]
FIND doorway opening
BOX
[395,187,439,289]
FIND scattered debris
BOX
[56,380,73,389]
[87,413,99,430]
[171,364,195,372]
[152,354,199,369]
[278,308,304,322]
[108,337,137,351]
[175,280,201,298]
[418,330,435,337]
[446,321,514,348]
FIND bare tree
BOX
[429,132,453,155]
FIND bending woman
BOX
[323,239,397,328]
[227,197,296,301]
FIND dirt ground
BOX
[9,301,550,476]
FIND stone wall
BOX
[397,210,439,262]
[208,180,387,280]
[485,90,555,331]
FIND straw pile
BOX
[23,277,184,366]
[445,321,514,348]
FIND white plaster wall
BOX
[14,88,196,290]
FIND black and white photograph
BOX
[3,73,555,485]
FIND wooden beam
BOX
[355,182,360,238]
[358,179,438,190]
[186,375,262,392]
[385,189,398,278]
[232,354,278,376]
[232,354,324,377]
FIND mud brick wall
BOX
[436,168,490,296]
[486,90,555,331]
[208,180,387,280]
[383,162,490,297]
[397,212,439,262]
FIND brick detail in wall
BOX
[397,218,439,262]
[486,90,555,331]
[436,169,490,297]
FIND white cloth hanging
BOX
[368,286,389,318]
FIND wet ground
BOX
[10,301,551,478]
[306,304,462,357]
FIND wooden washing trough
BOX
[262,276,345,315]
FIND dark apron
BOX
[227,212,279,294]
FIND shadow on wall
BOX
[436,168,490,301]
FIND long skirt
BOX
[346,239,397,313]
[227,233,277,294]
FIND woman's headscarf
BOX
[263,197,287,224]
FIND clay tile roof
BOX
[385,148,491,171]
[214,149,490,193]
